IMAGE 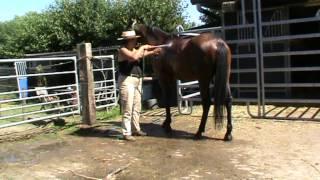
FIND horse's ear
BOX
[133,23,140,32]
[134,24,146,34]
[131,19,137,30]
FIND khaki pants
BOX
[119,75,142,136]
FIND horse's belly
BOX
[175,63,200,81]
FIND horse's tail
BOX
[213,41,229,129]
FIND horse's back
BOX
[172,34,221,80]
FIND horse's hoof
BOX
[162,124,172,133]
[224,134,232,141]
[194,133,203,140]
[166,131,173,138]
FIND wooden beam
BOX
[77,43,96,125]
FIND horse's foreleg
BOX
[162,105,172,133]
[161,85,173,134]
[195,81,210,139]
[224,84,233,141]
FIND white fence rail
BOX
[176,0,320,121]
[92,55,117,110]
[0,57,80,128]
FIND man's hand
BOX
[143,45,157,51]
[152,48,162,55]
[140,45,150,50]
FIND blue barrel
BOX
[18,77,28,98]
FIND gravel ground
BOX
[0,105,320,180]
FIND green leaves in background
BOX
[0,0,192,58]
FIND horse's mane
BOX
[151,26,172,39]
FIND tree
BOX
[47,0,190,47]
[48,0,113,49]
[0,12,61,56]
[0,0,191,57]
[126,0,187,31]
[0,20,23,57]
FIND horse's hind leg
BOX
[195,80,210,139]
[224,84,233,141]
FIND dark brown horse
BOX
[135,24,233,141]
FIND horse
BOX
[135,24,233,141]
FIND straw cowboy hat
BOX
[117,30,141,40]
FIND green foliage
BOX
[126,0,187,32]
[0,20,24,57]
[96,106,120,121]
[48,0,113,49]
[0,0,191,57]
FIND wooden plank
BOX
[77,43,96,125]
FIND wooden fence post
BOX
[77,43,96,125]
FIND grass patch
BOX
[0,102,61,125]
[0,105,120,141]
[0,93,17,100]
[96,106,120,121]
[53,106,120,134]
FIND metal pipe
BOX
[253,0,262,117]
[264,83,320,88]
[241,0,246,24]
[178,81,199,86]
[0,91,76,104]
[92,68,114,72]
[184,26,223,33]
[263,33,320,42]
[181,92,201,99]
[0,56,77,63]
[265,99,320,104]
[94,91,115,97]
[96,103,117,110]
[96,97,117,103]
[111,56,117,108]
[0,104,77,120]
[232,54,257,58]
[224,24,255,30]
[0,98,76,112]
[262,16,320,26]
[0,84,77,95]
[94,85,115,91]
[263,67,320,72]
[94,79,114,84]
[0,70,77,80]
[0,111,78,129]
[227,39,256,44]
[264,50,320,57]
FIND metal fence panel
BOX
[176,0,320,121]
[92,55,118,110]
[257,0,320,120]
[176,0,261,115]
[0,57,80,129]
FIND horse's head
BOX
[134,24,170,46]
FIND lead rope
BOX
[140,49,146,112]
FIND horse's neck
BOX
[152,27,171,43]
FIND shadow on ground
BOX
[71,119,223,141]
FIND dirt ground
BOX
[0,105,320,180]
